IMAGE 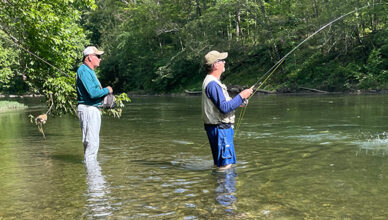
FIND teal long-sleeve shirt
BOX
[76,64,109,107]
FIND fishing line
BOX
[234,58,285,134]
[234,2,386,136]
[0,25,70,77]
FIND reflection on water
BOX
[84,160,111,218]
[213,168,237,210]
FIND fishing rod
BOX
[234,2,385,135]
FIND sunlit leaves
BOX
[0,31,19,87]
[0,0,96,114]
[43,76,77,115]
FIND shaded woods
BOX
[0,0,387,113]
[88,0,387,93]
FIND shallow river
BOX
[1,94,388,219]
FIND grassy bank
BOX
[0,101,27,112]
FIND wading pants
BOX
[77,104,101,162]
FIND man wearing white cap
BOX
[202,50,253,170]
[76,46,113,162]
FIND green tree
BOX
[0,30,21,92]
[0,0,95,114]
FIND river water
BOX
[1,94,388,219]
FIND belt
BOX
[204,123,232,129]
[78,104,100,109]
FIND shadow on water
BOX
[132,158,214,171]
[50,154,84,164]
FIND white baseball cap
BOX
[83,46,104,56]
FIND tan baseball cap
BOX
[205,50,228,65]
[83,46,104,56]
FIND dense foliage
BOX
[0,0,387,116]
[86,0,387,93]
[0,0,95,114]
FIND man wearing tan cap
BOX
[202,50,253,171]
[76,46,113,162]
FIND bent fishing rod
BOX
[234,2,386,135]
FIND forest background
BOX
[0,0,387,115]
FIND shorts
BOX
[204,125,237,167]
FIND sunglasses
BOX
[92,54,101,59]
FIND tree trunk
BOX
[372,0,377,31]
[235,9,240,41]
[258,0,280,61]
[324,0,331,17]
[195,0,201,17]
[313,0,319,17]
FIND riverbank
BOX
[0,100,28,112]
[0,94,44,98]
[3,87,388,100]
[165,87,388,97]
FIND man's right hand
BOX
[106,86,113,94]
[239,87,253,99]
